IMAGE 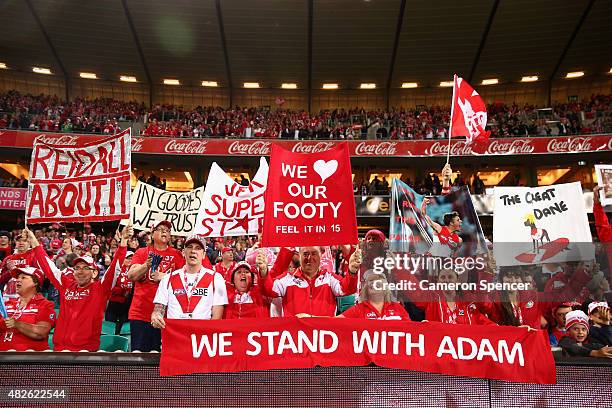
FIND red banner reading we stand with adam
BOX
[160,318,556,384]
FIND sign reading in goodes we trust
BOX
[26,129,131,223]
[262,142,357,247]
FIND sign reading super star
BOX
[194,158,268,237]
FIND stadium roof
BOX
[0,0,610,89]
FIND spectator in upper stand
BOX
[559,310,612,358]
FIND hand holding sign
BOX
[348,247,363,274]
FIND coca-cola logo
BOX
[425,141,472,156]
[164,139,208,154]
[354,142,398,156]
[547,137,593,153]
[35,134,79,146]
[487,139,534,155]
[291,142,335,154]
[228,140,271,155]
[131,138,144,152]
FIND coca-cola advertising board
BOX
[1,130,611,158]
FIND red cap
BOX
[151,220,172,232]
[221,247,233,254]
[11,266,45,284]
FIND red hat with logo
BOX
[565,310,589,332]
[50,238,62,250]
[151,220,172,232]
[11,266,45,284]
[221,247,233,254]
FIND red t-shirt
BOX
[0,294,55,351]
[342,301,410,320]
[34,245,126,351]
[214,261,237,283]
[128,246,184,322]
[109,264,133,303]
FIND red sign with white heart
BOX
[262,142,358,247]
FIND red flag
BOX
[450,74,491,153]
[262,142,358,247]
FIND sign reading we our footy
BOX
[262,142,357,247]
[27,129,131,223]
[493,182,594,266]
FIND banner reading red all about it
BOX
[160,318,556,384]
[1,130,611,157]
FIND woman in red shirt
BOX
[223,262,269,319]
[0,266,55,351]
[340,272,410,320]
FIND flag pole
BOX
[446,74,457,165]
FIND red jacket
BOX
[223,284,269,319]
[34,245,126,351]
[262,266,358,317]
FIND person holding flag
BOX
[446,74,491,158]
[25,225,132,351]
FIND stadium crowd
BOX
[1,90,611,140]
[0,164,610,358]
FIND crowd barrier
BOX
[0,353,609,407]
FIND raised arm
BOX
[24,229,63,290]
[421,197,442,234]
[101,225,133,296]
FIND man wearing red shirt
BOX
[0,232,37,302]
[593,185,612,285]
[0,230,11,262]
[261,246,361,317]
[214,247,236,283]
[0,266,55,351]
[27,226,131,351]
[105,251,134,335]
[128,220,184,352]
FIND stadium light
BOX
[32,67,52,75]
[481,78,499,85]
[163,79,180,85]
[521,76,538,82]
[322,83,338,90]
[439,81,453,87]
[120,75,137,82]
[201,81,218,87]
[0,63,7,69]
[359,83,376,89]
[401,82,418,88]
[281,83,297,89]
[565,71,584,79]
[244,82,260,88]
[79,72,98,79]
[608,68,612,74]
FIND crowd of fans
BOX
[0,164,610,358]
[1,90,611,140]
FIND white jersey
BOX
[154,266,228,320]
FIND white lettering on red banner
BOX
[160,318,556,384]
[26,129,131,223]
[228,140,271,155]
[164,140,208,154]
[0,187,27,210]
[262,142,357,247]
[355,141,398,156]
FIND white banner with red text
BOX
[160,317,556,384]
[26,129,131,223]
[194,157,268,237]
